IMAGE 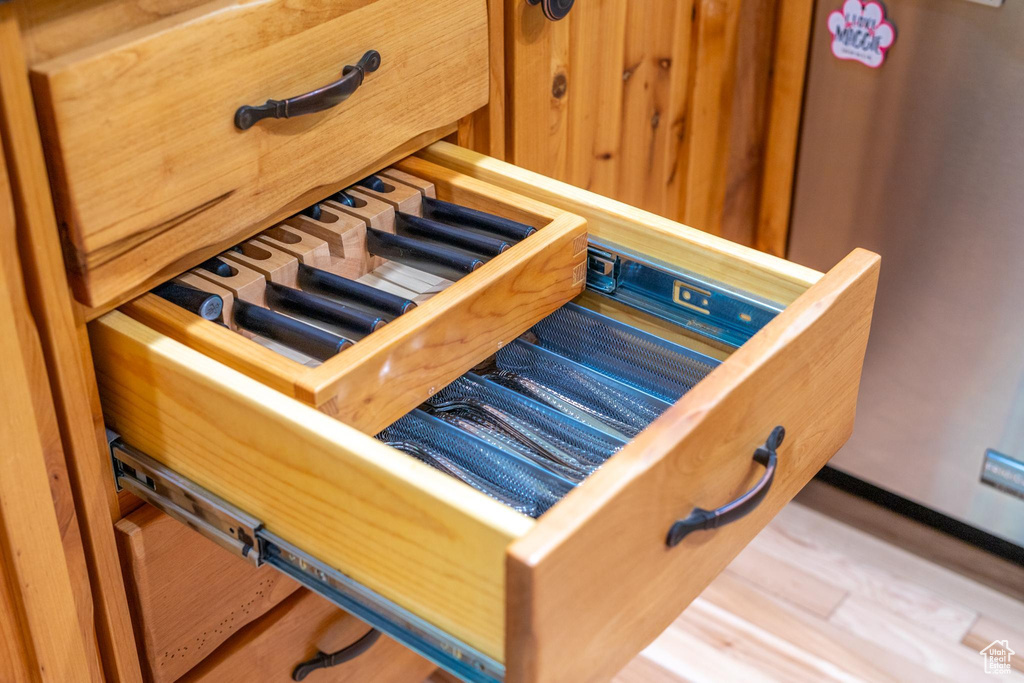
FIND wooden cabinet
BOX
[0,1,847,682]
[498,0,813,256]
[90,142,877,682]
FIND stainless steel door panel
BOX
[788,0,1024,544]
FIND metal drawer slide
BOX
[586,239,782,348]
[108,432,504,683]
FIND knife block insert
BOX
[119,156,588,434]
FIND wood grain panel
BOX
[13,0,212,65]
[181,590,436,682]
[504,249,879,683]
[0,6,141,680]
[616,0,694,219]
[115,505,299,682]
[679,0,743,233]
[32,0,489,307]
[719,0,777,246]
[0,119,97,680]
[756,0,814,257]
[498,0,814,253]
[506,0,701,219]
[91,311,533,662]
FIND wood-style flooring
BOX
[431,481,1024,682]
[614,483,1024,682]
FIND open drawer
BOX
[90,143,879,683]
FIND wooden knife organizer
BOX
[121,156,589,435]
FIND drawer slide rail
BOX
[108,432,505,683]
[586,239,782,348]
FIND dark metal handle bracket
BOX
[292,628,381,681]
[526,0,575,21]
[666,425,784,547]
[235,50,381,130]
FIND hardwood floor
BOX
[429,482,1023,682]
[615,484,1024,682]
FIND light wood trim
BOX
[394,155,561,225]
[91,311,533,661]
[756,0,814,257]
[115,505,300,682]
[3,146,103,683]
[32,0,488,309]
[457,0,505,158]
[122,294,304,397]
[0,120,97,680]
[418,141,821,304]
[0,6,142,680]
[505,249,880,682]
[680,0,743,233]
[13,0,212,66]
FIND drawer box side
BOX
[92,311,533,661]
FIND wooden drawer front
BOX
[181,589,436,682]
[91,144,878,682]
[31,0,489,309]
[114,504,300,682]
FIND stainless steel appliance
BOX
[788,0,1024,546]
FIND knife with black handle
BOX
[330,189,360,207]
[421,196,536,242]
[153,282,223,321]
[365,227,483,281]
[354,175,388,193]
[395,212,510,258]
[265,282,385,340]
[296,263,416,317]
[233,300,351,361]
[198,256,234,277]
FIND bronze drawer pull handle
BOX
[526,0,575,21]
[291,628,381,681]
[235,50,381,130]
[666,426,783,547]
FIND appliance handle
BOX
[666,425,783,547]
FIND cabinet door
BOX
[503,0,796,250]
